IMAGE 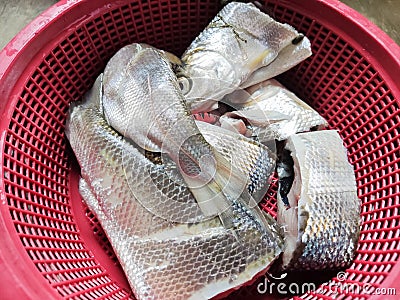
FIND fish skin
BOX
[195,120,276,205]
[102,46,251,221]
[223,79,327,141]
[66,100,283,300]
[178,2,305,113]
[277,130,360,270]
[66,102,207,224]
[102,44,182,116]
[102,44,185,154]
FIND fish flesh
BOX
[222,79,327,141]
[102,45,251,223]
[277,130,360,270]
[219,114,252,137]
[66,93,283,299]
[178,2,311,112]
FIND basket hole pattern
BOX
[2,0,399,299]
[85,206,119,265]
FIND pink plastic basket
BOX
[0,0,399,299]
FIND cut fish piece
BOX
[224,79,327,141]
[277,130,360,270]
[103,45,252,223]
[67,100,284,299]
[178,2,308,113]
[240,35,312,89]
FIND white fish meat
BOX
[66,93,283,299]
[277,130,360,270]
[222,79,327,141]
[178,2,311,112]
[219,114,252,137]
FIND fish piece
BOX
[240,35,312,89]
[102,46,249,223]
[277,130,360,270]
[103,44,181,101]
[66,100,207,224]
[66,101,283,300]
[178,2,308,112]
[196,120,276,204]
[224,79,327,141]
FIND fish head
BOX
[178,47,240,113]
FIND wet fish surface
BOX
[66,86,284,299]
[222,79,328,141]
[102,45,252,223]
[178,2,311,112]
[277,130,360,270]
[64,0,361,295]
[195,120,276,204]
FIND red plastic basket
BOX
[0,0,399,299]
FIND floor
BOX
[0,0,399,51]
[0,0,58,51]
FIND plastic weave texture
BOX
[0,0,399,299]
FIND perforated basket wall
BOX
[0,0,399,299]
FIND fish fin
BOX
[212,149,250,204]
[219,207,236,230]
[180,149,247,227]
[181,173,231,220]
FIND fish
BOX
[102,45,251,224]
[195,120,276,205]
[221,79,328,141]
[276,130,360,270]
[66,91,284,299]
[177,2,311,112]
[66,75,206,224]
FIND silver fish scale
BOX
[103,46,210,167]
[103,47,238,219]
[186,2,297,63]
[297,192,360,270]
[303,134,356,193]
[180,2,300,109]
[248,151,273,195]
[215,3,295,51]
[68,104,283,299]
[82,186,281,300]
[195,121,276,203]
[281,130,360,270]
[68,105,206,224]
[240,84,327,141]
